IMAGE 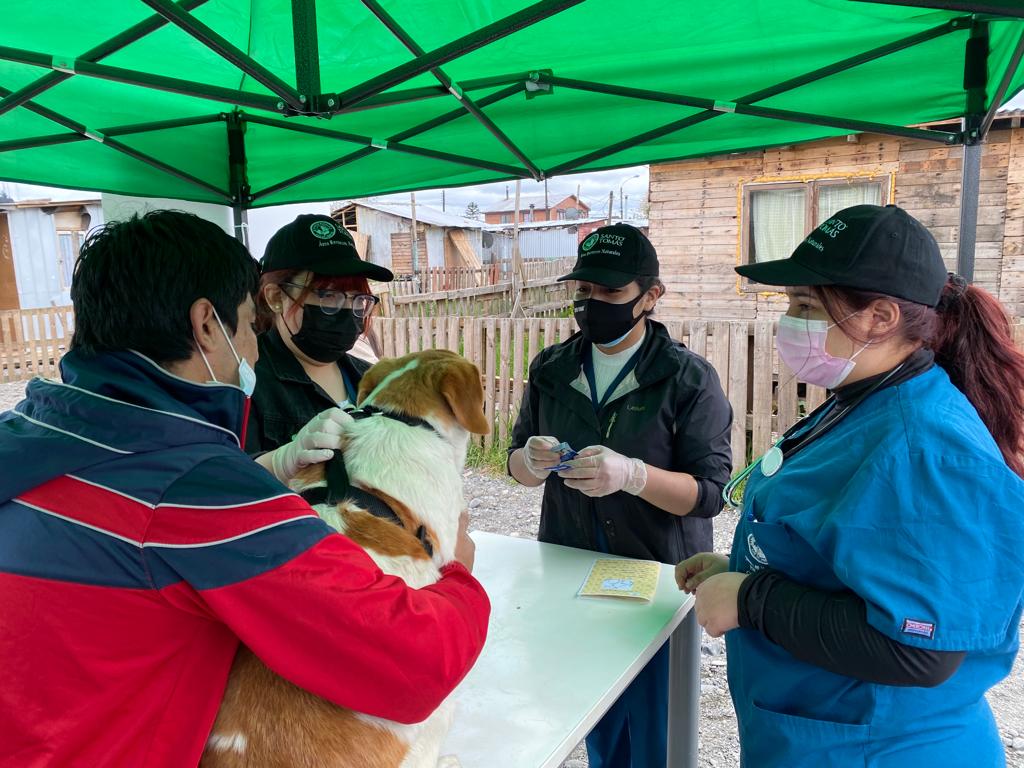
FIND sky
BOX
[371,165,650,221]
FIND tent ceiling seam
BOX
[138,0,304,110]
[334,0,583,110]
[543,20,966,174]
[359,0,542,179]
[0,0,212,120]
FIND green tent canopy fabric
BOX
[1,0,1024,208]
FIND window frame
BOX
[738,174,892,294]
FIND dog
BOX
[202,349,490,768]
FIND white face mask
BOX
[195,308,256,397]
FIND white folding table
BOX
[443,531,700,768]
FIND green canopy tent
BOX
[2,0,1024,281]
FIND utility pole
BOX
[607,191,613,225]
[511,179,525,317]
[441,189,446,212]
[409,192,419,277]
[544,178,549,221]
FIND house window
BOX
[742,177,888,266]
[338,206,357,232]
[53,208,90,290]
[500,213,512,224]
[56,232,84,289]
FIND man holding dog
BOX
[0,211,489,767]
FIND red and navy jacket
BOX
[0,349,490,768]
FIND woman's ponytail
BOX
[933,275,1024,477]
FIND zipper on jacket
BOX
[605,411,618,440]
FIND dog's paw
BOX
[436,755,461,768]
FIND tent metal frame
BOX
[2,1,1024,280]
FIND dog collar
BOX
[345,404,439,437]
[301,482,434,558]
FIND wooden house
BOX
[0,183,102,311]
[331,199,484,275]
[648,111,1024,320]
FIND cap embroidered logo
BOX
[310,220,337,240]
[582,233,600,251]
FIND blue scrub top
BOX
[727,366,1024,768]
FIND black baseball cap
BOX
[735,204,947,307]
[558,223,659,288]
[261,214,394,282]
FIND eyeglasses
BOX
[280,282,380,318]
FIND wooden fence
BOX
[6,308,1024,471]
[378,274,573,319]
[386,257,574,297]
[380,316,1024,465]
[1,306,75,383]
[378,316,830,466]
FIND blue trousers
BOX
[585,642,669,768]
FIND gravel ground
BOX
[1,378,1021,766]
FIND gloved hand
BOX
[270,408,354,483]
[521,435,562,480]
[558,445,648,497]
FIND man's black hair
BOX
[70,210,259,364]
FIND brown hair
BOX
[257,269,374,335]
[814,278,1024,477]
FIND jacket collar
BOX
[535,319,681,390]
[51,348,248,449]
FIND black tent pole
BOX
[227,112,250,246]
[292,0,321,107]
[959,19,990,283]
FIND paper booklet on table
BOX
[578,558,661,602]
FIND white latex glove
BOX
[522,435,562,480]
[558,445,648,498]
[269,408,354,483]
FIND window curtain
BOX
[751,188,806,263]
[817,182,883,224]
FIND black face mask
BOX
[288,306,361,363]
[573,294,647,345]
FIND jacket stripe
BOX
[0,501,150,588]
[18,476,153,542]
[10,410,132,455]
[145,517,332,590]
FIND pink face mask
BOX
[776,314,869,389]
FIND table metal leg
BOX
[667,609,700,768]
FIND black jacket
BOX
[245,328,372,454]
[508,320,733,563]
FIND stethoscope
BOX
[722,362,906,511]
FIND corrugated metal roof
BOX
[484,216,611,231]
[335,199,482,229]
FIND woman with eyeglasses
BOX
[247,214,393,484]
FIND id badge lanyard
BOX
[582,345,644,413]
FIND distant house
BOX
[0,184,103,311]
[482,194,590,225]
[647,110,1024,320]
[575,218,649,244]
[485,216,647,261]
[332,199,487,275]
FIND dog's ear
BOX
[439,360,490,435]
[357,357,405,405]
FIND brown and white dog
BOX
[202,349,490,768]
